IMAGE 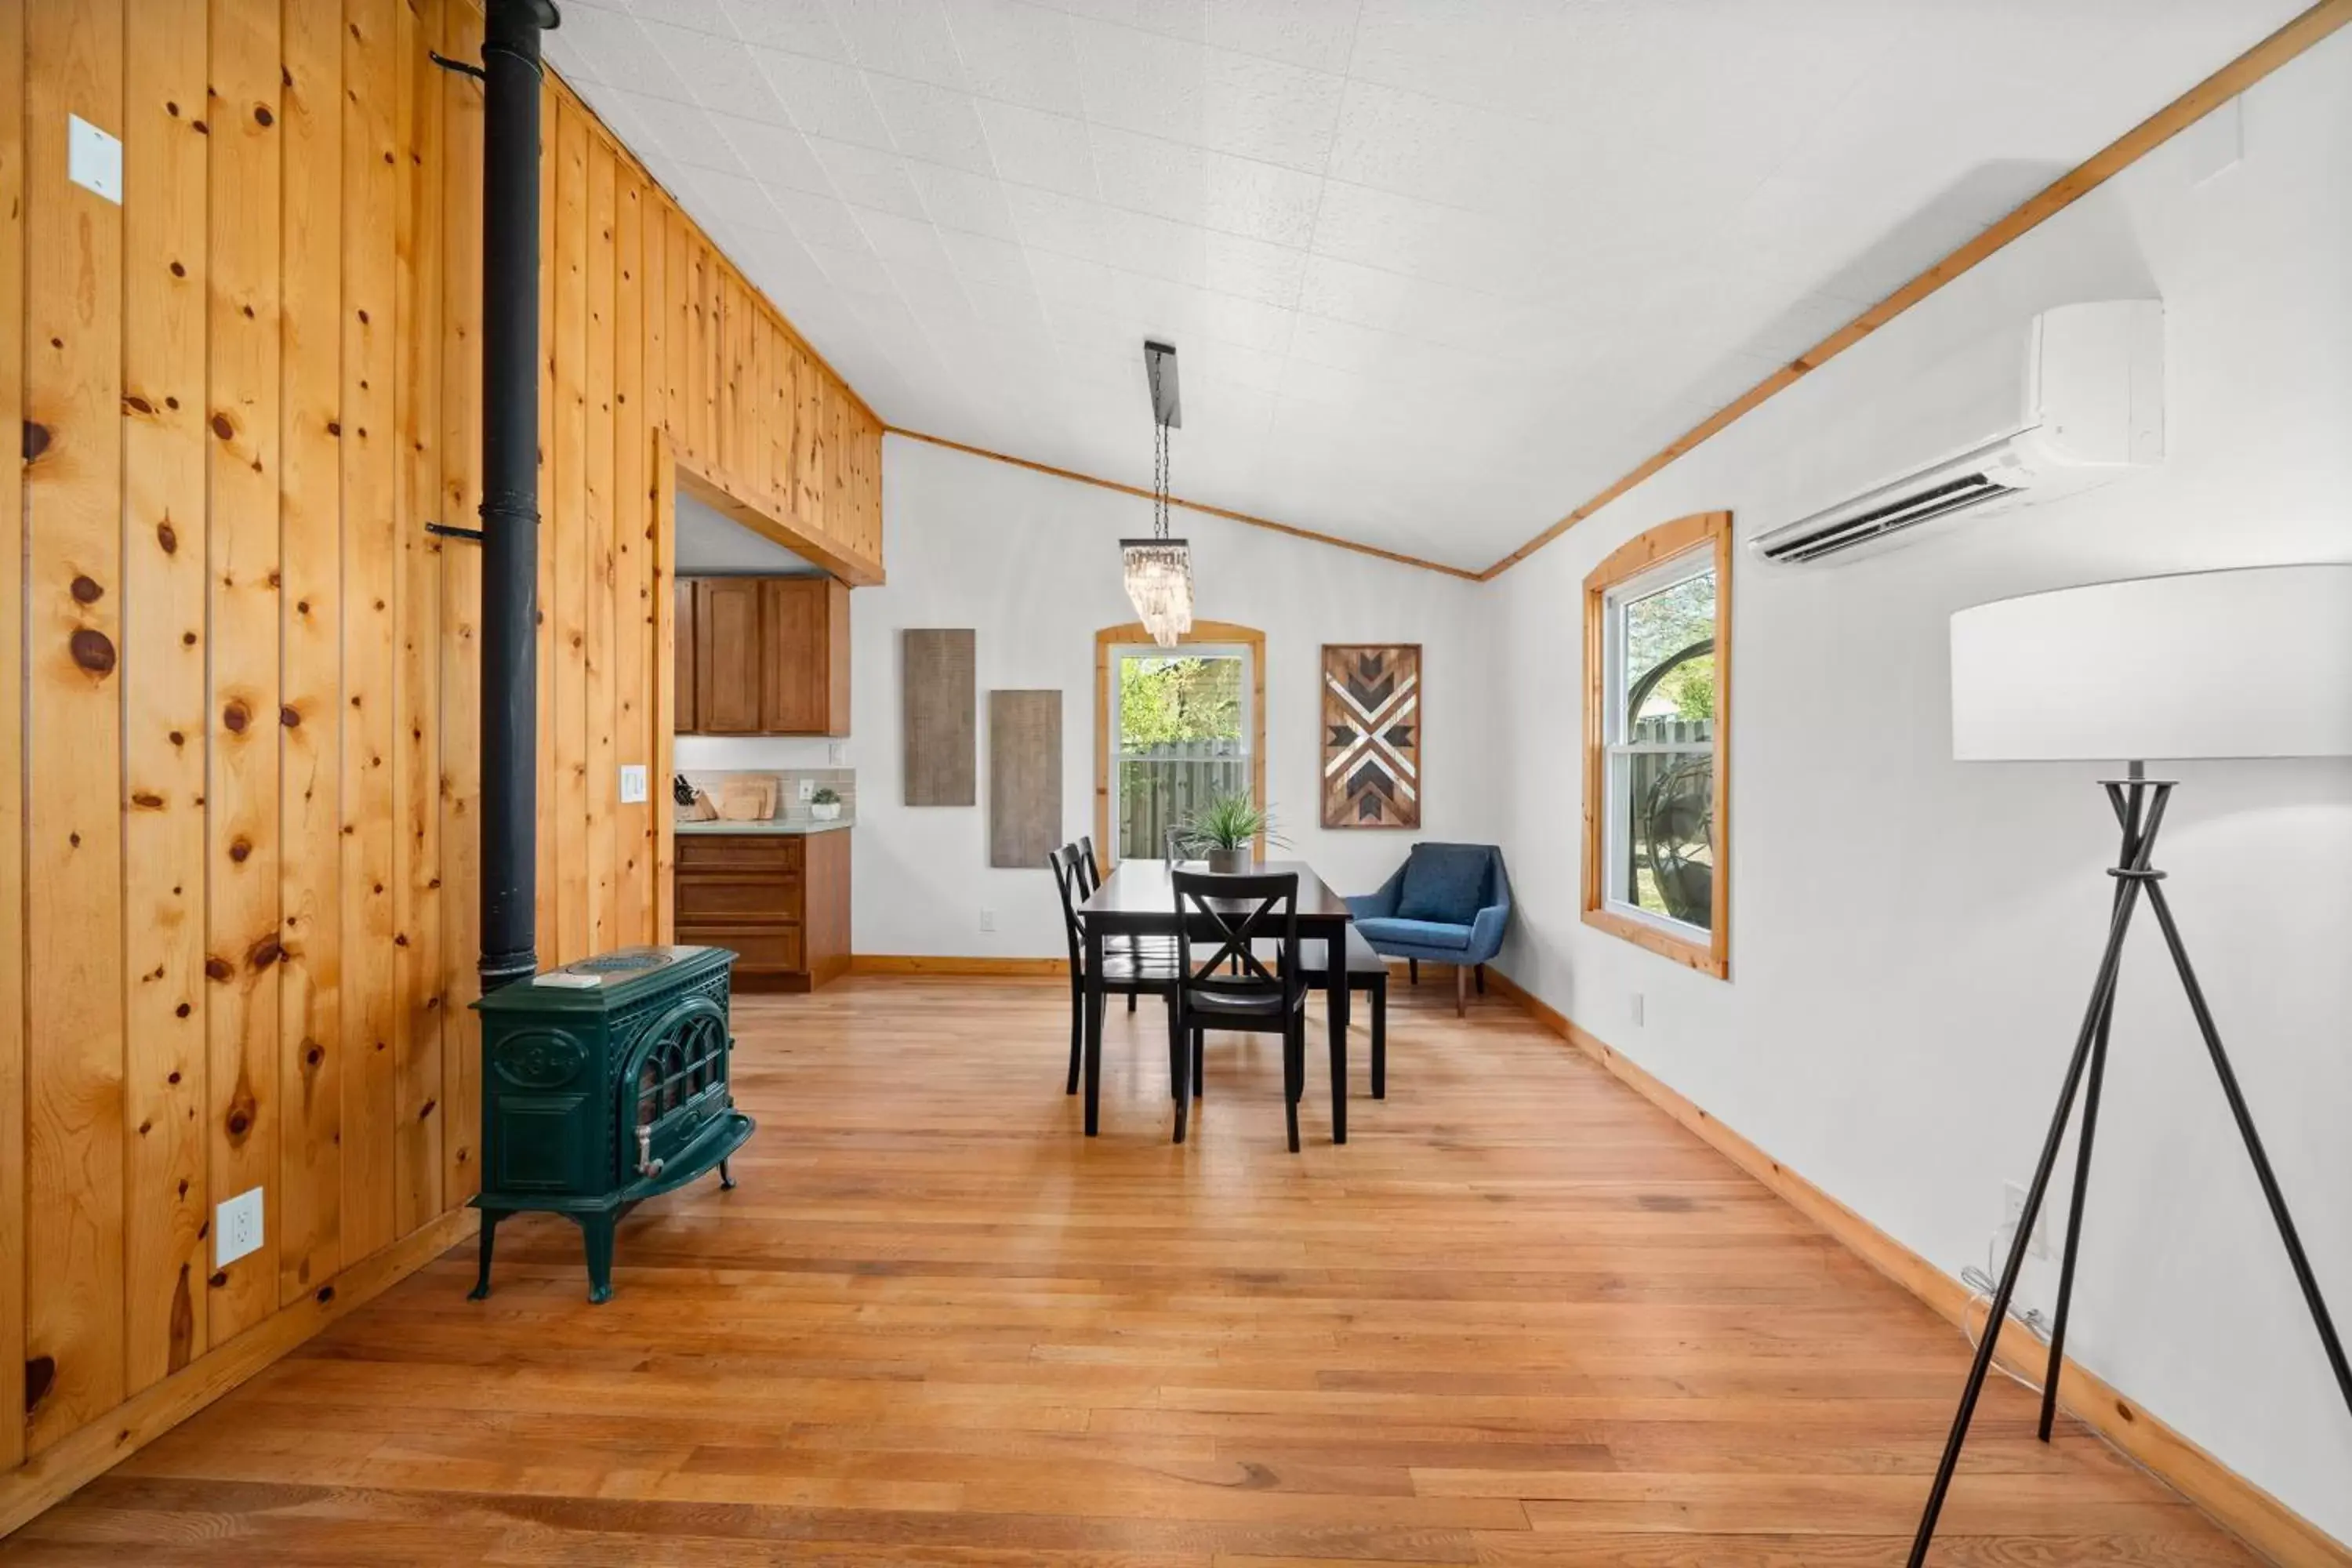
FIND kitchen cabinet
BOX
[679,575,850,736]
[673,829,851,992]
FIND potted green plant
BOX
[809,786,842,822]
[1179,792,1287,873]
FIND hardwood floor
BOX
[7,976,2256,1565]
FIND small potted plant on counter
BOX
[810,786,843,822]
[1180,792,1286,873]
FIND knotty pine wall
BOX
[0,0,882,1483]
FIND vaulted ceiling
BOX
[546,0,2299,572]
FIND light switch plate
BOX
[216,1187,264,1269]
[68,114,123,205]
[619,764,648,804]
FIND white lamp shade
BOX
[1951,564,2352,762]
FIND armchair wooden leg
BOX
[1475,964,1486,995]
[1454,964,1467,1018]
[1408,958,1418,986]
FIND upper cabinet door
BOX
[760,577,851,735]
[694,578,767,735]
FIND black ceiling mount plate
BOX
[1145,339,1181,430]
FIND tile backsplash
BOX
[679,768,855,826]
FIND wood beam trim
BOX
[888,427,1483,582]
[672,452,884,588]
[1478,0,2352,580]
[1482,967,2352,1568]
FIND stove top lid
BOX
[473,945,735,1013]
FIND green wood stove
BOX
[468,945,755,1302]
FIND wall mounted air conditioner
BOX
[1750,299,2164,565]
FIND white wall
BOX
[1488,41,2352,1538]
[846,435,1497,960]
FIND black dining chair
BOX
[1049,843,1189,1142]
[1078,833,1174,1011]
[1172,868,1308,1152]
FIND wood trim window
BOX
[1094,622,1267,869]
[1581,512,1732,978]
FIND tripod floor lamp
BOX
[1914,563,2352,1565]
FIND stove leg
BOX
[582,1215,616,1305]
[466,1210,499,1301]
[718,1158,737,1191]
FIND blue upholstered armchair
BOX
[1346,844,1511,1016]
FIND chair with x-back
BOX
[1171,868,1308,1152]
[1049,843,1187,1140]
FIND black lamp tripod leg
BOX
[2037,781,2148,1441]
[1908,785,2165,1568]
[2143,877,2352,1419]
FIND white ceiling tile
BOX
[975,101,1101,199]
[908,162,1022,241]
[1087,126,1207,227]
[937,227,1038,291]
[640,22,786,122]
[752,46,895,148]
[681,167,790,233]
[1004,184,1109,263]
[718,0,851,61]
[708,113,834,198]
[808,138,929,220]
[944,1,1087,116]
[782,193,881,257]
[606,90,753,176]
[1202,230,1304,309]
[865,75,998,176]
[1199,152,1322,249]
[554,9,692,101]
[855,208,958,274]
[1094,207,1207,286]
[825,0,971,92]
[1200,0,1359,74]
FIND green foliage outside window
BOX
[1118,655,1241,749]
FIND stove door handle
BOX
[637,1124,666,1178]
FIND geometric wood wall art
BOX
[1322,644,1421,829]
[987,690,1062,869]
[902,629,976,806]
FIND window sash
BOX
[1109,643,1255,860]
[1600,549,1715,936]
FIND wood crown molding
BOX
[886,427,1483,582]
[1481,967,2352,1568]
[1476,0,2352,580]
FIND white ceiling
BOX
[673,488,827,573]
[546,0,2299,572]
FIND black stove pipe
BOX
[478,0,560,995]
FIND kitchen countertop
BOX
[674,818,855,836]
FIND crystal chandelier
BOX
[1123,342,1192,648]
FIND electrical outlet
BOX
[978,909,996,932]
[216,1187,264,1269]
[798,778,816,802]
[2003,1181,2050,1259]
[618,764,648,804]
[68,114,123,205]
[1629,992,1645,1027]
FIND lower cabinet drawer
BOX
[676,872,802,923]
[679,923,804,974]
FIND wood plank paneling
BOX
[583,132,616,958]
[612,170,649,949]
[532,70,555,955]
[24,0,130,1450]
[550,97,589,965]
[275,0,343,1312]
[437,0,485,1207]
[339,0,401,1266]
[394,0,445,1239]
[204,0,286,1346]
[122,0,214,1385]
[0,0,27,1473]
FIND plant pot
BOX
[1205,848,1250,873]
[810,802,840,822]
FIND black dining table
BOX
[1076,858,1356,1144]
